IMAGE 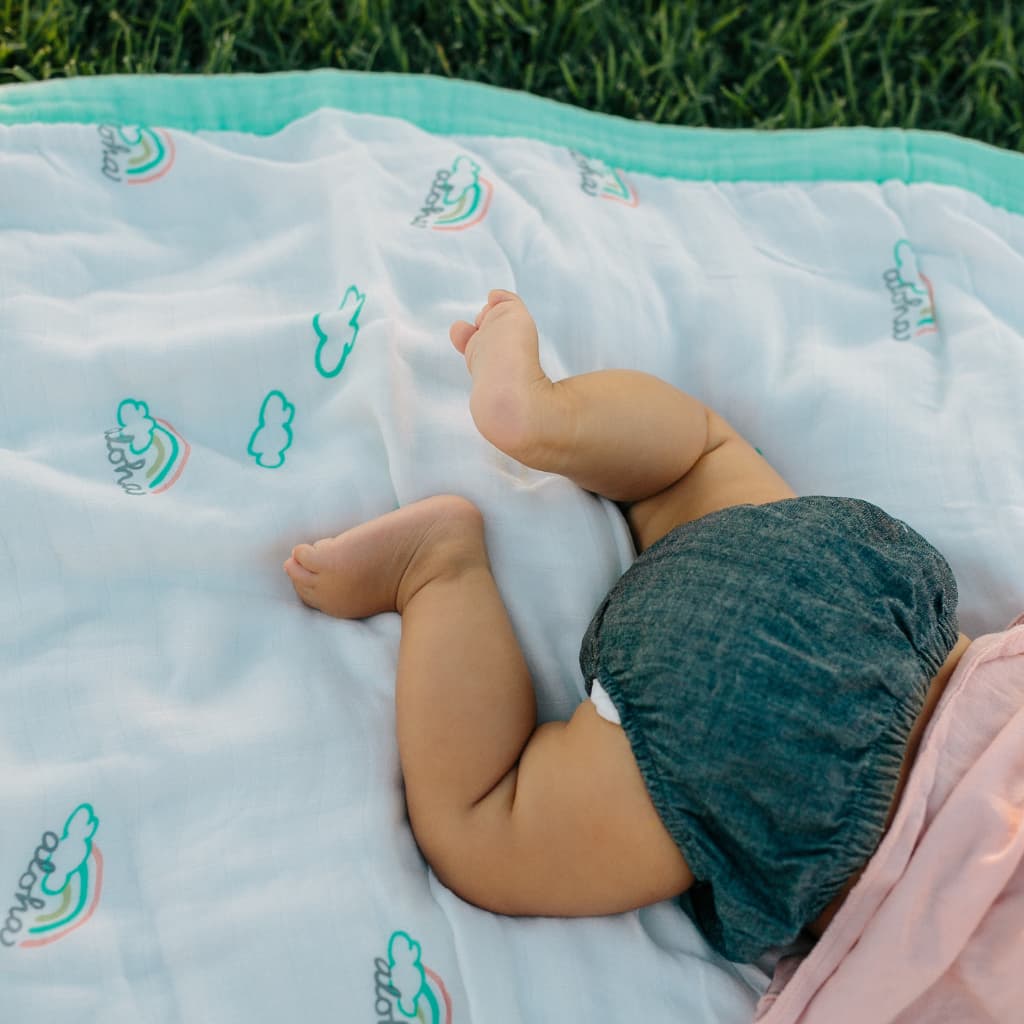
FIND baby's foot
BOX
[449,290,554,461]
[283,495,484,618]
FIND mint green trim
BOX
[2,69,1023,214]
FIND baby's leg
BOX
[452,290,794,546]
[283,496,692,915]
[284,495,535,813]
[450,290,711,503]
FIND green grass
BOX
[2,0,1023,151]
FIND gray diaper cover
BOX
[579,496,959,962]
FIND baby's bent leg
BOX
[390,500,539,832]
[451,292,712,503]
[285,496,537,846]
[284,496,693,915]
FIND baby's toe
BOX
[291,544,321,573]
[284,558,318,601]
[476,290,518,326]
[284,553,316,585]
[450,319,476,354]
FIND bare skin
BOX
[283,290,969,941]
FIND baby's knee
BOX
[396,495,488,609]
[422,495,486,562]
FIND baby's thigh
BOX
[449,701,695,918]
[627,411,795,551]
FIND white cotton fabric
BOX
[1,107,1022,1024]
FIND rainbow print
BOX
[419,966,454,1024]
[885,239,940,342]
[20,846,104,948]
[569,149,639,207]
[105,399,191,496]
[433,175,494,231]
[146,419,191,492]
[598,168,639,206]
[915,273,939,336]
[120,126,177,184]
[3,804,104,951]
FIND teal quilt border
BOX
[2,69,1022,214]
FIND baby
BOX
[282,290,968,962]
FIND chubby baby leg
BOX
[285,496,693,916]
[450,290,712,504]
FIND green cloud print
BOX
[40,803,99,897]
[445,156,480,207]
[247,390,295,469]
[117,399,157,455]
[388,931,427,1019]
[312,285,365,378]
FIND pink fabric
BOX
[755,616,1024,1024]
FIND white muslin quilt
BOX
[1,71,1022,1024]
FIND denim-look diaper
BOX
[579,496,959,962]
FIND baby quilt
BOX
[1,70,1022,1023]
